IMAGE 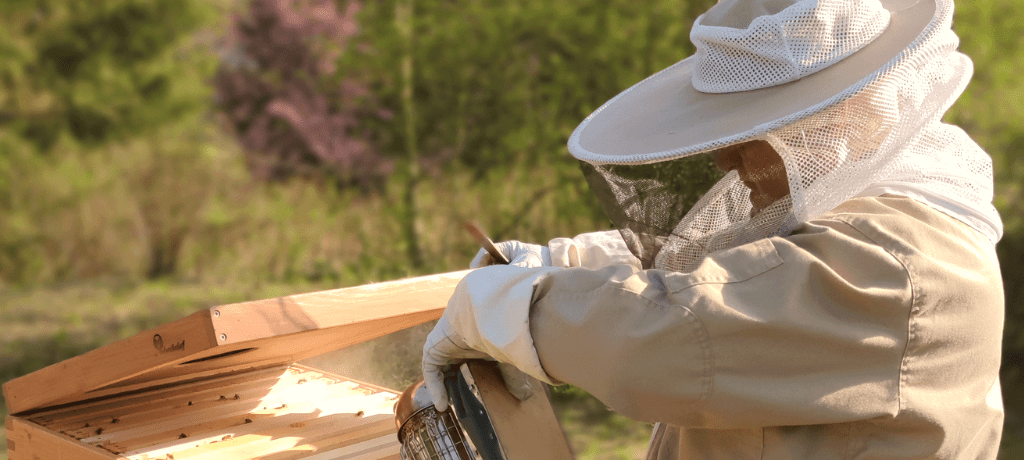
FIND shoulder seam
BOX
[829,216,916,419]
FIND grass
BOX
[0,126,608,288]
[550,386,654,459]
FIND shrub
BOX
[214,0,394,185]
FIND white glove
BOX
[548,230,642,269]
[469,240,552,268]
[422,265,561,411]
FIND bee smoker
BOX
[395,363,507,460]
[397,227,574,459]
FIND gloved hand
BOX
[470,240,552,269]
[548,230,642,269]
[422,265,561,411]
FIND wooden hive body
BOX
[3,271,471,460]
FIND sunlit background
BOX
[1,0,1022,458]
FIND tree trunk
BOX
[396,0,424,269]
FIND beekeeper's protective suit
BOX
[422,0,1006,458]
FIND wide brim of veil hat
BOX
[568,0,940,165]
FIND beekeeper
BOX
[423,0,1006,457]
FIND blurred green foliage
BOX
[0,0,1022,458]
[0,0,218,149]
[347,0,715,174]
[0,0,226,283]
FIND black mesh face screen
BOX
[580,155,724,269]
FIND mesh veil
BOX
[581,3,1001,272]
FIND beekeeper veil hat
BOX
[570,0,1003,271]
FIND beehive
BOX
[3,270,470,460]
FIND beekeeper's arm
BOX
[424,213,908,423]
[529,216,915,428]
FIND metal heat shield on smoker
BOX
[445,364,507,460]
[445,361,575,460]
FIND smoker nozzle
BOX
[394,380,435,440]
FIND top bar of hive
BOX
[15,364,402,460]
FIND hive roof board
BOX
[3,270,471,415]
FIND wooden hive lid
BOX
[2,270,470,415]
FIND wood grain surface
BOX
[8,365,402,460]
[4,270,469,414]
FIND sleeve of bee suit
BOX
[528,197,1004,429]
[548,230,642,269]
